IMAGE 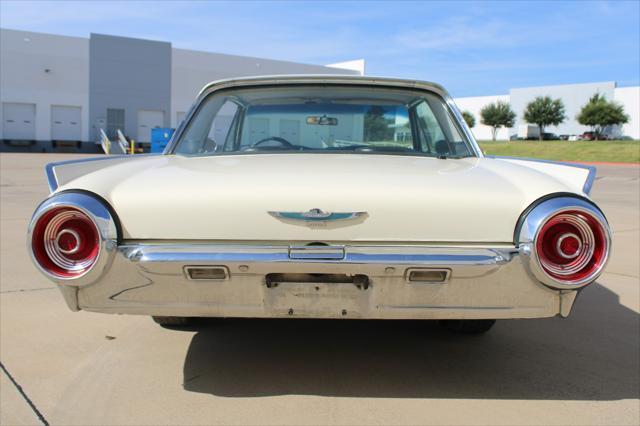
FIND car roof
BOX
[197,74,450,100]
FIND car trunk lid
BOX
[57,153,588,243]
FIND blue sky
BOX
[1,0,638,97]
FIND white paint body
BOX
[35,76,608,321]
[54,153,591,243]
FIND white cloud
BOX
[391,13,590,54]
[394,17,516,51]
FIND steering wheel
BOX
[251,136,294,149]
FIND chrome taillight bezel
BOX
[518,196,612,290]
[27,192,118,285]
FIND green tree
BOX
[363,106,394,141]
[523,96,566,141]
[480,101,516,141]
[577,93,629,139]
[461,111,476,128]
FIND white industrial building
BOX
[1,27,638,152]
[0,28,362,151]
[456,82,640,140]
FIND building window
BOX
[106,108,125,139]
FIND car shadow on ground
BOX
[181,283,639,400]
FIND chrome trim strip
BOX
[45,163,57,192]
[487,155,597,195]
[517,196,611,289]
[165,75,483,157]
[126,248,291,263]
[60,241,575,318]
[583,166,597,195]
[289,245,345,260]
[121,244,516,267]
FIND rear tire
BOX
[152,316,191,327]
[439,319,496,334]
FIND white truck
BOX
[517,124,540,140]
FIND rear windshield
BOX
[173,85,475,158]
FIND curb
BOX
[563,161,640,167]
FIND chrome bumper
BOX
[57,243,579,319]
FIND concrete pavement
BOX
[1,153,638,425]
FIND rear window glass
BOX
[174,85,474,158]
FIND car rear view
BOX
[28,75,612,333]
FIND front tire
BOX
[439,319,496,334]
[152,316,191,327]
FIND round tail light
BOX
[31,206,101,278]
[535,209,609,285]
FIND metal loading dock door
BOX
[137,110,164,143]
[51,105,81,141]
[2,103,36,140]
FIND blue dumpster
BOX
[150,128,175,153]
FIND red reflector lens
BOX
[31,207,100,277]
[57,229,80,253]
[559,234,580,258]
[535,210,607,283]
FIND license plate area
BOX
[265,273,369,289]
[263,273,371,317]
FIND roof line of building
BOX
[1,27,362,76]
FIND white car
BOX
[28,75,611,334]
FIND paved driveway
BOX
[1,153,638,425]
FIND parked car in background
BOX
[559,134,570,140]
[580,131,610,141]
[27,75,612,334]
[510,134,520,141]
[580,131,596,140]
[542,133,559,140]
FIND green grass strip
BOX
[478,141,640,163]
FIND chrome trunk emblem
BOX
[268,208,367,222]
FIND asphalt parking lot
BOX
[1,153,638,426]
